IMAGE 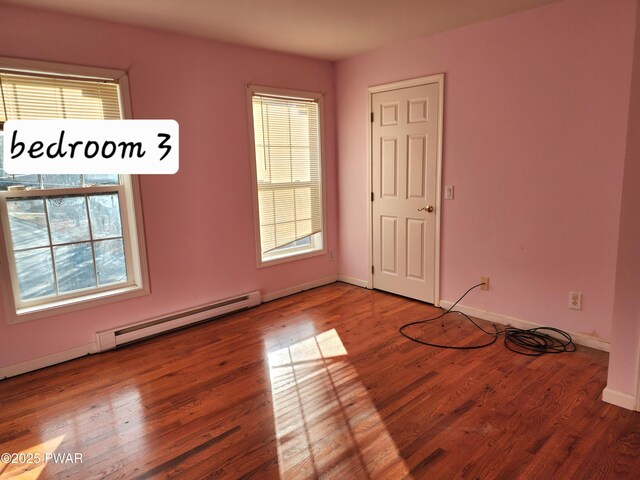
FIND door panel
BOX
[380,216,398,274]
[372,82,440,303]
[406,218,425,281]
[381,137,398,198]
[408,98,428,123]
[381,102,400,125]
[407,135,426,199]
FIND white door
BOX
[371,81,441,303]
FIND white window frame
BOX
[246,84,327,268]
[0,56,150,323]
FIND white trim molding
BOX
[337,275,369,288]
[0,343,97,379]
[261,275,337,303]
[439,301,611,352]
[0,55,127,81]
[602,387,637,411]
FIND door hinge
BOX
[371,192,374,202]
[371,265,374,274]
[370,112,374,123]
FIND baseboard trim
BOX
[261,275,338,303]
[1,279,339,378]
[439,301,610,352]
[337,275,369,288]
[602,387,637,411]
[0,343,97,380]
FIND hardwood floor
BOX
[1,283,639,479]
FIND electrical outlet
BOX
[480,276,489,290]
[444,185,455,200]
[329,249,335,262]
[569,291,582,310]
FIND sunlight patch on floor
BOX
[267,328,412,479]
[0,434,65,480]
[29,385,147,476]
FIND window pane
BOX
[42,174,82,189]
[275,221,296,246]
[294,188,312,219]
[255,146,269,183]
[290,108,311,146]
[95,239,127,286]
[6,198,50,249]
[88,194,122,239]
[0,137,41,190]
[0,72,121,120]
[260,225,276,252]
[293,236,312,246]
[47,196,90,244]
[15,248,56,300]
[53,243,96,293]
[274,236,312,252]
[258,190,275,226]
[85,174,119,186]
[273,189,295,223]
[0,174,41,191]
[8,175,41,189]
[269,147,293,183]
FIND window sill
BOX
[10,283,149,324]
[259,247,326,268]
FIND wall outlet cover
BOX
[569,291,582,310]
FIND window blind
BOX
[252,94,322,254]
[0,72,121,123]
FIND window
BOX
[248,85,325,265]
[0,58,148,321]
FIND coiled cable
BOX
[399,283,577,355]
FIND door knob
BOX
[418,205,434,213]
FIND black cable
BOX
[503,327,576,356]
[399,282,577,355]
[399,283,498,350]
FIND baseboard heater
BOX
[96,291,261,351]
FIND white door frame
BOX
[366,74,444,307]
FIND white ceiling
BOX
[3,0,564,60]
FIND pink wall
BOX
[607,2,640,398]
[336,0,636,340]
[0,5,338,368]
[1,0,638,379]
